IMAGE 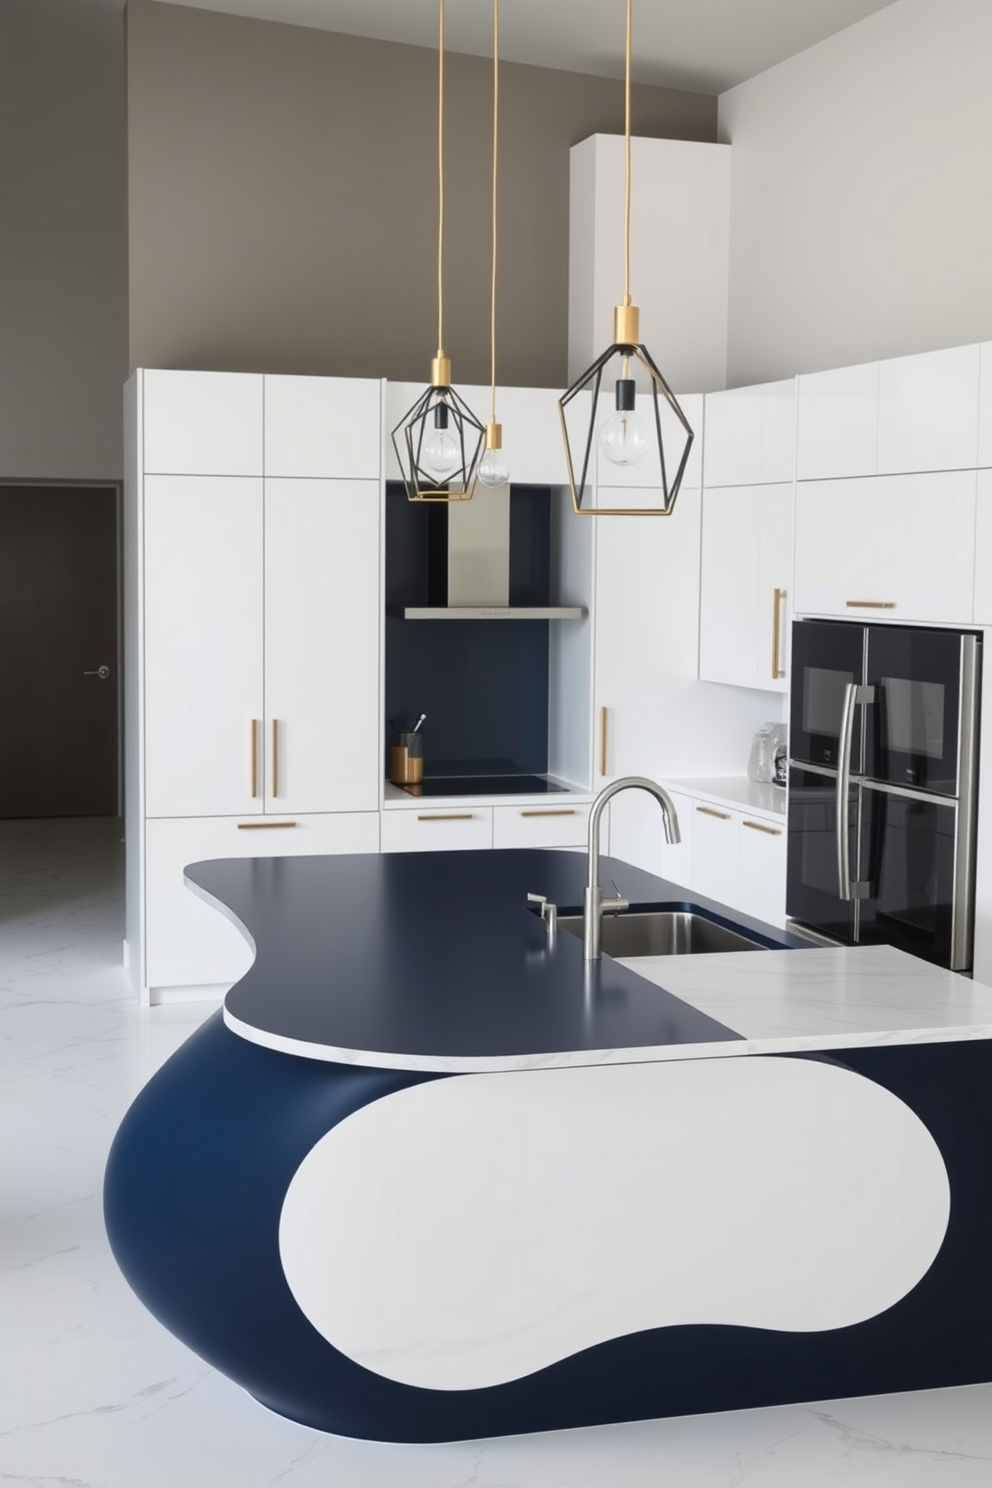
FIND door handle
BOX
[84,665,110,679]
[771,589,787,679]
[836,683,873,900]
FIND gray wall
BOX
[0,0,127,481]
[126,0,716,389]
[719,0,992,386]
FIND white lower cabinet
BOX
[653,790,695,890]
[380,808,494,854]
[690,802,741,908]
[737,815,788,928]
[492,803,590,850]
[144,813,380,994]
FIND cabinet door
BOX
[142,370,263,476]
[796,363,878,480]
[794,473,976,624]
[264,479,381,814]
[876,345,980,475]
[264,376,381,479]
[492,802,590,849]
[380,808,493,853]
[654,789,695,890]
[703,386,762,487]
[691,803,740,908]
[756,484,793,695]
[760,380,797,484]
[980,343,992,468]
[698,486,761,687]
[493,387,570,486]
[972,469,992,623]
[144,813,379,992]
[144,476,264,818]
[737,815,787,928]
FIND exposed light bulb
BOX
[599,375,649,467]
[478,446,511,487]
[422,427,461,479]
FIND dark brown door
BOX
[0,485,119,818]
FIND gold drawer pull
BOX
[696,805,731,820]
[519,808,577,818]
[237,821,297,830]
[743,819,782,837]
[271,718,280,797]
[846,600,896,609]
[771,587,787,679]
[249,718,259,798]
[418,813,474,822]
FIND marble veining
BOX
[2,818,991,1485]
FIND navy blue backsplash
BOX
[385,484,552,776]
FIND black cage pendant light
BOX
[391,0,484,502]
[558,0,693,516]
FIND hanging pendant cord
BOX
[437,0,445,357]
[490,0,499,424]
[623,0,632,307]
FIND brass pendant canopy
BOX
[391,0,483,502]
[558,0,694,516]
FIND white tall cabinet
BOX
[125,370,383,1004]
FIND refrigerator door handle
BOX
[836,683,874,900]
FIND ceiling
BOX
[150,0,897,94]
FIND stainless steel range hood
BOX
[389,484,585,621]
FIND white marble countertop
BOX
[661,775,788,820]
[619,943,992,1055]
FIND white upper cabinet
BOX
[703,380,795,487]
[793,471,977,624]
[972,469,992,623]
[143,475,265,818]
[263,478,381,814]
[490,386,570,486]
[142,370,263,475]
[699,484,792,693]
[796,362,879,480]
[264,375,381,479]
[876,345,981,474]
[979,343,992,467]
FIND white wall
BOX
[719,0,992,388]
[0,0,127,481]
[568,135,731,393]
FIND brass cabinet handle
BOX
[772,587,787,679]
[846,600,896,609]
[417,813,475,822]
[599,706,609,777]
[743,819,782,837]
[271,718,279,797]
[519,808,577,818]
[237,821,297,830]
[696,805,731,820]
[249,719,259,798]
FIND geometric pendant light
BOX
[391,0,485,502]
[558,0,694,516]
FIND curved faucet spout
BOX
[584,776,681,960]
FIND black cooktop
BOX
[397,774,569,798]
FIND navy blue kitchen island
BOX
[104,850,992,1442]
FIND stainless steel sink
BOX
[557,910,764,957]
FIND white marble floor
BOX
[1,816,990,1488]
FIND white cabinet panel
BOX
[493,386,570,486]
[794,472,976,624]
[703,385,762,487]
[142,370,263,475]
[737,815,787,928]
[265,376,381,479]
[756,484,793,695]
[654,790,695,890]
[979,343,992,468]
[877,345,981,475]
[381,808,493,853]
[972,470,992,623]
[699,484,792,693]
[144,476,264,819]
[796,362,878,480]
[761,379,797,484]
[691,802,740,907]
[144,813,379,991]
[492,802,590,849]
[263,479,381,814]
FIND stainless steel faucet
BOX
[584,776,681,959]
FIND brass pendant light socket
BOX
[430,354,452,388]
[613,302,640,348]
[485,420,503,450]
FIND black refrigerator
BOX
[787,619,981,970]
